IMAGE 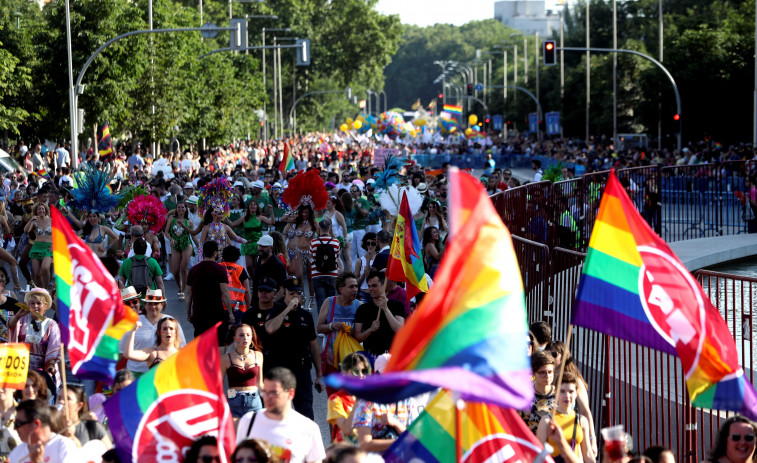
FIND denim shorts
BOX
[227,390,263,418]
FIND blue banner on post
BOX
[528,113,538,134]
[545,112,561,135]
[492,115,503,130]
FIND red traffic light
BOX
[485,118,491,123]
[673,114,680,121]
[545,42,554,51]
[438,93,444,99]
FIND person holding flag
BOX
[353,271,405,358]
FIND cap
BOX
[257,235,274,246]
[184,182,194,189]
[252,180,265,189]
[272,182,282,189]
[187,195,199,205]
[366,178,376,185]
[233,181,245,188]
[283,276,303,292]
[258,277,278,292]
[416,182,428,193]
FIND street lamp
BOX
[262,27,291,141]
[274,36,298,134]
[229,0,264,21]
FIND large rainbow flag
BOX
[104,322,236,462]
[443,104,463,115]
[52,208,137,382]
[385,391,553,463]
[573,170,757,419]
[387,190,428,300]
[326,168,533,409]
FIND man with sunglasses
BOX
[241,277,279,350]
[264,277,325,421]
[10,399,79,462]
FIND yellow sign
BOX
[0,344,30,390]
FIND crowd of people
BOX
[0,132,753,463]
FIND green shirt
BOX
[118,255,163,289]
[352,197,370,230]
[245,193,271,212]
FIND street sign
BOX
[492,115,503,130]
[475,83,483,92]
[200,22,219,39]
[545,111,561,135]
[528,113,538,134]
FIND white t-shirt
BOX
[236,410,325,463]
[10,433,79,463]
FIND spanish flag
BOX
[98,122,114,162]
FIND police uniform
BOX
[263,277,318,420]
[240,277,279,349]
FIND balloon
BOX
[353,120,363,129]
[468,114,478,125]
[357,115,366,122]
[473,125,480,132]
[414,119,426,127]
[465,128,473,137]
[346,117,354,125]
[340,123,348,132]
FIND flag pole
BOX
[551,324,574,418]
[59,344,71,424]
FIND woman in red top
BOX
[221,324,264,420]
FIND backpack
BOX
[129,257,153,296]
[314,238,337,273]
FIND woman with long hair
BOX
[537,372,595,463]
[422,226,443,279]
[124,316,182,370]
[283,205,316,282]
[327,352,372,444]
[421,200,448,235]
[547,340,597,455]
[221,324,264,420]
[14,370,49,403]
[57,384,111,447]
[269,231,288,266]
[706,415,757,463]
[165,202,196,301]
[23,202,53,288]
[321,195,350,272]
[200,208,246,252]
[353,232,377,301]
[72,211,118,257]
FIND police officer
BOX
[263,276,325,420]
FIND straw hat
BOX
[24,288,53,308]
[141,289,167,303]
[120,286,140,302]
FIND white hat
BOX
[187,195,199,205]
[252,180,265,189]
[233,181,245,188]
[374,353,392,374]
[257,235,274,246]
[141,289,167,303]
[120,286,140,301]
[366,178,376,185]
[24,288,52,308]
[184,182,194,189]
[416,182,428,194]
[272,182,282,189]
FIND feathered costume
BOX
[126,195,167,234]
[371,156,423,215]
[283,169,328,211]
[198,178,233,219]
[67,163,123,213]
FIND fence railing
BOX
[493,160,757,252]
[509,231,756,462]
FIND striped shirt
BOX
[310,236,340,278]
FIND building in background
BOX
[494,0,563,37]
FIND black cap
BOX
[258,277,278,292]
[283,276,303,292]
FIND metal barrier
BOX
[511,245,757,462]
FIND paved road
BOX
[160,277,332,447]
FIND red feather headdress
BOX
[282,169,328,211]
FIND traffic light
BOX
[485,115,491,124]
[543,40,556,66]
[467,83,473,96]
[438,93,444,100]
[229,18,247,51]
[673,113,680,121]
[296,38,311,66]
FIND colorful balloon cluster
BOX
[339,114,378,134]
[438,117,459,137]
[376,111,408,139]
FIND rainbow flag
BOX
[387,191,428,300]
[98,122,114,161]
[573,170,757,419]
[443,104,462,115]
[278,141,294,173]
[326,168,533,408]
[52,208,137,382]
[104,322,236,462]
[385,391,553,463]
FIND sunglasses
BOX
[731,434,755,442]
[234,457,257,463]
[366,241,377,246]
[351,367,370,377]
[549,351,559,358]
[125,299,140,306]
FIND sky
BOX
[375,0,565,27]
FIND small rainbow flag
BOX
[326,168,533,408]
[573,170,757,419]
[387,191,428,300]
[443,104,462,115]
[104,322,236,462]
[278,141,294,173]
[384,390,553,463]
[52,208,137,382]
